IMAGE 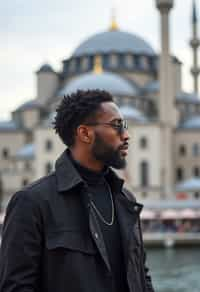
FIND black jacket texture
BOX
[0,150,154,292]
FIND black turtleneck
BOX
[69,153,129,292]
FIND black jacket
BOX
[0,150,154,292]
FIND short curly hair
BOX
[54,89,113,147]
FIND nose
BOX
[120,128,130,141]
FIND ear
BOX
[77,125,94,144]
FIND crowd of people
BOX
[141,219,200,233]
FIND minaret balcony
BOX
[190,39,200,48]
[156,0,173,12]
[191,67,200,75]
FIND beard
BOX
[91,132,127,169]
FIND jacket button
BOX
[94,232,98,239]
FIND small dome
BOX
[36,63,55,74]
[0,120,19,132]
[58,71,137,97]
[72,30,155,57]
[176,91,200,104]
[179,116,200,129]
[15,99,42,112]
[176,177,200,192]
[120,105,147,122]
[16,144,35,159]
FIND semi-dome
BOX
[58,71,137,97]
[179,115,200,129]
[176,91,200,104]
[72,30,155,57]
[120,105,147,122]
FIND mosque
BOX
[1,0,200,208]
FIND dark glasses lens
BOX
[115,120,128,134]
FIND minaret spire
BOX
[109,7,119,31]
[190,0,200,94]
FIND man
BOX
[0,90,154,292]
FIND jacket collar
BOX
[55,149,124,193]
[55,150,84,192]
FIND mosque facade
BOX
[1,0,200,208]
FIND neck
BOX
[70,147,104,172]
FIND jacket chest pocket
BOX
[46,230,97,255]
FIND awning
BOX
[141,209,157,220]
[160,209,179,220]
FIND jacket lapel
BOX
[80,186,111,272]
[115,191,143,269]
[89,207,111,272]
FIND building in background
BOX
[1,0,200,208]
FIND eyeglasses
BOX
[85,119,128,135]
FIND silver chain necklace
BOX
[90,183,115,226]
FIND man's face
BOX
[90,102,130,169]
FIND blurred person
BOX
[0,90,154,292]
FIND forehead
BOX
[95,102,123,121]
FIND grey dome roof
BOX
[176,91,200,104]
[120,105,147,122]
[58,71,137,97]
[179,115,200,129]
[36,63,55,74]
[72,30,155,57]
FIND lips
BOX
[119,143,129,156]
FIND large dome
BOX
[58,71,137,97]
[72,30,155,57]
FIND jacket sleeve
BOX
[0,191,43,292]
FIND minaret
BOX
[156,0,174,198]
[156,0,174,124]
[190,0,200,94]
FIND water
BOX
[146,248,200,292]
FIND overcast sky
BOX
[0,0,198,119]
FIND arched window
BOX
[141,192,148,199]
[22,179,29,186]
[192,143,199,156]
[176,167,184,181]
[179,145,187,156]
[125,54,133,68]
[2,148,9,159]
[140,161,149,187]
[45,162,53,175]
[69,59,76,72]
[81,57,89,71]
[110,54,118,68]
[45,139,53,151]
[140,137,148,149]
[24,161,31,171]
[194,192,200,199]
[193,167,200,177]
